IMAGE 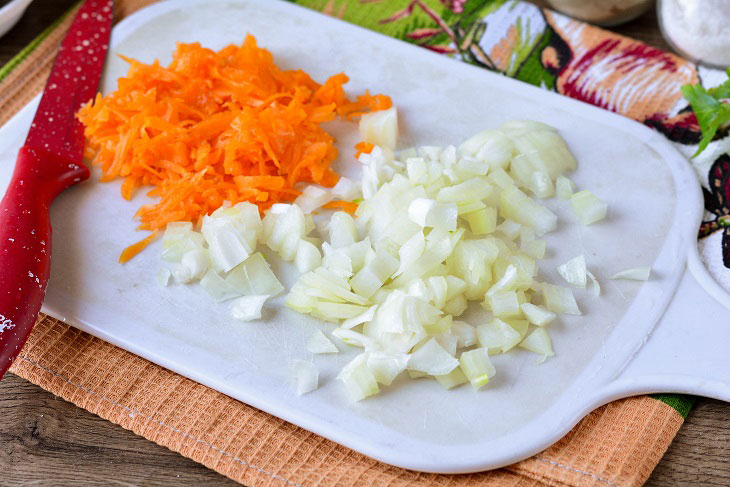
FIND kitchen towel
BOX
[4,0,721,485]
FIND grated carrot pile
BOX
[77,35,391,259]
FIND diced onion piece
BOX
[202,203,262,272]
[350,250,398,298]
[520,303,556,326]
[457,201,486,216]
[306,330,339,354]
[446,239,498,300]
[337,353,379,401]
[363,251,399,282]
[435,367,468,389]
[202,219,252,272]
[294,185,333,214]
[444,275,466,298]
[161,222,205,263]
[322,249,353,278]
[408,369,429,379]
[286,286,317,313]
[394,231,425,277]
[329,212,358,248]
[426,276,449,309]
[367,352,408,385]
[610,266,651,281]
[332,328,379,350]
[451,320,477,348]
[170,264,193,284]
[520,226,535,243]
[504,318,529,338]
[181,249,209,281]
[519,328,554,363]
[556,175,575,200]
[291,360,319,395]
[459,348,496,389]
[407,198,458,231]
[200,270,241,302]
[497,220,521,240]
[331,177,361,201]
[406,157,428,185]
[162,221,193,243]
[264,204,306,260]
[458,129,514,170]
[477,319,522,354]
[542,283,581,315]
[345,239,372,273]
[295,239,322,273]
[225,253,285,297]
[529,171,554,198]
[521,239,545,259]
[230,295,268,322]
[500,186,557,236]
[436,177,493,203]
[586,269,601,296]
[557,254,587,288]
[359,107,398,149]
[486,290,521,318]
[312,302,371,321]
[443,295,467,316]
[571,190,607,225]
[157,268,171,286]
[298,268,368,305]
[486,264,519,296]
[407,338,459,376]
[467,207,497,235]
[434,332,458,356]
[488,167,515,189]
[341,304,378,329]
[348,271,381,300]
[500,121,577,178]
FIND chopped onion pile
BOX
[280,120,587,400]
[157,118,620,401]
[157,202,284,321]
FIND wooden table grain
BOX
[1,1,729,485]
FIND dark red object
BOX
[0,0,113,379]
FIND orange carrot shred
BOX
[323,200,359,215]
[354,141,374,158]
[77,35,391,260]
[119,231,159,264]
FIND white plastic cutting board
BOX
[1,0,729,474]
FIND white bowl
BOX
[0,0,33,39]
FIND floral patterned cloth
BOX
[292,0,730,295]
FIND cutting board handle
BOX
[606,259,730,402]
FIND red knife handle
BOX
[0,146,89,378]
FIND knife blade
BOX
[0,0,114,378]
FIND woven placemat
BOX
[2,1,702,485]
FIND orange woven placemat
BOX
[2,1,690,485]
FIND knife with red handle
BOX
[0,0,113,378]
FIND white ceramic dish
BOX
[0,0,32,39]
[1,0,729,474]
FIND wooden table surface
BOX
[1,1,729,485]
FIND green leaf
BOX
[681,67,730,157]
[681,85,730,156]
